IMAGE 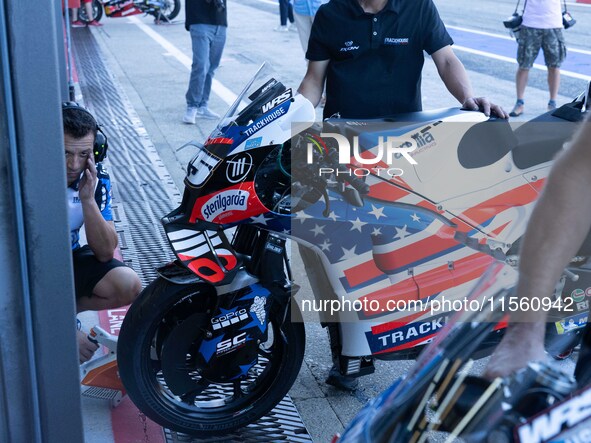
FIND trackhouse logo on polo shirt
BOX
[384,37,409,45]
[340,40,360,52]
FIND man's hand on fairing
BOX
[462,97,509,119]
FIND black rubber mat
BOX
[71,27,312,442]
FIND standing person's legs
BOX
[287,0,295,24]
[547,67,560,103]
[184,24,211,123]
[511,27,542,116]
[510,67,530,117]
[69,0,83,25]
[542,28,566,110]
[278,0,288,26]
[293,13,313,53]
[198,26,226,119]
[83,0,102,26]
[515,68,529,101]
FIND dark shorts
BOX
[73,245,126,299]
[517,26,566,69]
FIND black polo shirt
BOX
[306,0,453,119]
[185,0,227,30]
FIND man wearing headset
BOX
[63,103,141,363]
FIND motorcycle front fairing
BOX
[159,64,315,285]
[151,65,316,387]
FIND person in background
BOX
[293,0,328,105]
[71,0,103,27]
[63,103,141,363]
[293,0,327,53]
[298,0,508,120]
[183,0,227,124]
[509,0,566,117]
[297,0,507,390]
[275,0,296,32]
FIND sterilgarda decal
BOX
[366,313,448,353]
[201,190,250,222]
[190,182,269,224]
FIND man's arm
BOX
[79,159,118,262]
[485,116,591,378]
[297,60,329,107]
[431,46,508,119]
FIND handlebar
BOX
[325,149,370,195]
[290,133,370,214]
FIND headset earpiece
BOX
[62,101,109,163]
[93,128,108,163]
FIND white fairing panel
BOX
[233,94,316,154]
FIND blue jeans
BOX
[279,0,294,26]
[185,24,227,108]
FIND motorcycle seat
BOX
[511,108,581,170]
[457,118,517,169]
[457,107,583,170]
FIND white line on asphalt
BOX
[447,25,517,42]
[129,16,590,97]
[127,16,237,105]
[254,0,279,5]
[453,44,591,81]
[446,25,591,56]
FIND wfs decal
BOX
[201,190,250,222]
[516,386,591,442]
[261,89,292,113]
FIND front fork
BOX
[232,225,295,327]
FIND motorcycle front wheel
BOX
[117,277,306,435]
[152,0,181,21]
[79,0,103,23]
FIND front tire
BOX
[152,0,181,21]
[79,0,103,23]
[117,277,306,435]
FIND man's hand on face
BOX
[78,156,98,203]
[462,97,510,119]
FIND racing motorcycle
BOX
[336,262,591,443]
[78,0,180,24]
[116,63,590,434]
